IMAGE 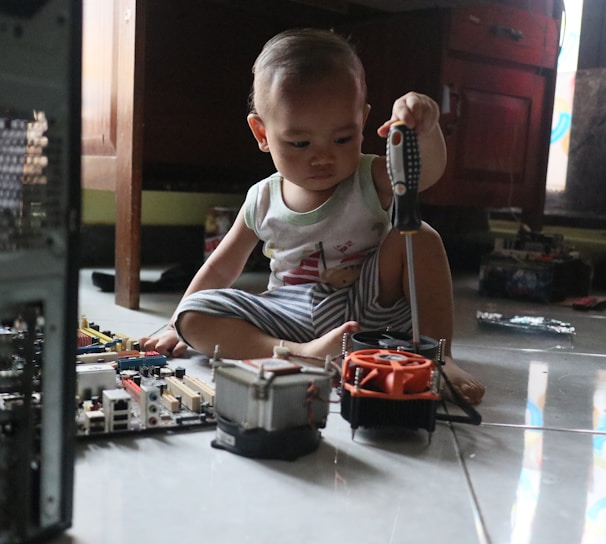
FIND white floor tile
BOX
[47,268,606,544]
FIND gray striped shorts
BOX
[175,249,411,345]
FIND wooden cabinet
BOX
[435,58,547,219]
[82,1,562,308]
[426,4,560,227]
[346,3,560,229]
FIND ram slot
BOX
[76,351,118,364]
[113,332,138,351]
[79,327,114,345]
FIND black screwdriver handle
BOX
[386,123,421,233]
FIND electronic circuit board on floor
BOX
[74,317,217,439]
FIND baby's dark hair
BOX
[249,28,366,114]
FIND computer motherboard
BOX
[74,318,216,438]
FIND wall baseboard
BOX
[80,225,205,267]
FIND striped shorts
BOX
[175,249,411,345]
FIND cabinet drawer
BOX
[448,4,559,68]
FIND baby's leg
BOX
[377,223,485,405]
[177,310,359,362]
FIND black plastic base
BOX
[341,390,438,433]
[351,330,438,359]
[211,415,322,461]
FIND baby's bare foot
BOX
[441,356,485,405]
[297,321,360,361]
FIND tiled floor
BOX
[53,267,606,544]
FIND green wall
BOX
[82,189,245,226]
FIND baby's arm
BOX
[373,92,446,207]
[183,208,260,294]
[139,207,260,356]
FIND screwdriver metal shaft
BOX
[386,123,422,353]
[405,234,420,353]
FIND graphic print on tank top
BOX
[282,240,368,288]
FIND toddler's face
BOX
[253,72,369,195]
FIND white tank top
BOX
[244,154,392,290]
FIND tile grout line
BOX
[481,422,606,435]
[448,421,492,544]
[454,343,606,358]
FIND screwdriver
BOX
[386,122,422,353]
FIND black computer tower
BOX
[0,1,81,542]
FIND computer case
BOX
[0,0,81,542]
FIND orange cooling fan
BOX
[340,348,441,436]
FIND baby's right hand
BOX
[139,326,189,358]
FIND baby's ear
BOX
[247,114,270,152]
[363,103,371,126]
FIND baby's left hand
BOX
[377,92,440,137]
